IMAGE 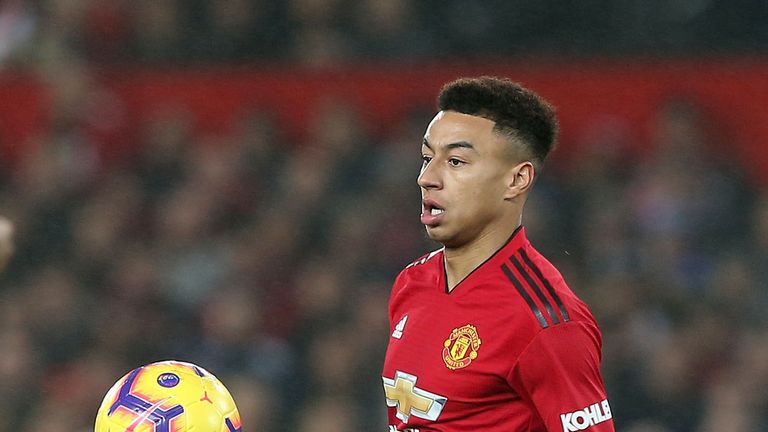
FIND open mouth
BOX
[423,199,445,215]
[421,200,445,225]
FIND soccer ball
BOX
[95,360,242,432]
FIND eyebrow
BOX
[422,138,477,152]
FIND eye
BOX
[421,155,433,166]
[448,158,465,167]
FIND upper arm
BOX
[507,321,615,432]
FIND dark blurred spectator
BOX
[0,216,15,273]
[134,106,195,201]
[130,0,188,62]
[191,0,288,61]
[81,1,132,63]
[287,0,353,66]
[349,0,434,59]
[224,377,278,431]
[0,0,36,66]
[749,192,768,285]
[6,0,768,66]
[296,395,358,432]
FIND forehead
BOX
[423,111,499,149]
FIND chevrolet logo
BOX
[383,371,447,423]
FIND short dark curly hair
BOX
[438,76,558,167]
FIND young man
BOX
[382,77,614,432]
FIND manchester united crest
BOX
[442,324,482,370]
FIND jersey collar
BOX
[440,225,529,294]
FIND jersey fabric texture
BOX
[382,227,615,432]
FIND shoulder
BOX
[514,243,597,326]
[403,248,443,270]
[490,242,601,356]
[387,249,443,321]
[393,248,443,286]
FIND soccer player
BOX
[382,77,614,432]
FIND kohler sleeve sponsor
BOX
[560,399,612,432]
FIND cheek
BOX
[465,168,503,193]
[447,166,505,204]
[453,179,498,214]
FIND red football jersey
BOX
[382,227,615,432]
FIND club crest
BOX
[442,324,481,370]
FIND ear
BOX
[503,161,535,200]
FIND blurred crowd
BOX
[0,1,767,432]
[1,0,768,68]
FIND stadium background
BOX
[0,1,767,431]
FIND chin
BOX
[424,225,444,241]
[425,226,458,247]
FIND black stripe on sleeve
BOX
[519,248,570,322]
[501,263,549,329]
[510,255,560,325]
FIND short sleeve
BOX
[507,321,615,432]
[388,270,407,327]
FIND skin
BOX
[418,111,535,291]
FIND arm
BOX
[507,321,615,432]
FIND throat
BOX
[443,225,523,293]
[445,270,466,293]
[443,248,490,292]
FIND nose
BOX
[417,160,441,190]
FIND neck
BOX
[443,220,522,292]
